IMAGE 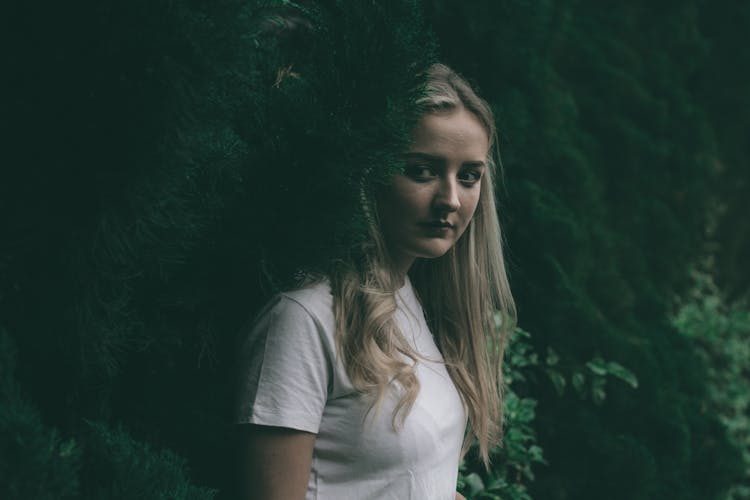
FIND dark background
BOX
[2,1,748,499]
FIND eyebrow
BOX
[403,152,486,168]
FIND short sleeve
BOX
[235,295,332,433]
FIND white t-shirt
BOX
[236,277,467,499]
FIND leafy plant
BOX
[457,327,544,500]
[457,316,640,500]
[673,270,750,499]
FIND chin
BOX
[413,241,455,260]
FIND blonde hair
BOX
[330,63,516,466]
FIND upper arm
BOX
[235,295,330,499]
[236,295,332,432]
[238,424,316,500]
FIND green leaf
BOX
[528,445,546,463]
[591,377,607,405]
[464,472,486,496]
[546,346,560,365]
[586,357,608,376]
[486,477,509,490]
[545,368,566,396]
[572,371,586,395]
[605,361,639,388]
[58,438,77,458]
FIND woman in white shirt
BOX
[236,63,516,500]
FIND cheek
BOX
[377,182,421,237]
[387,179,429,214]
[460,189,482,220]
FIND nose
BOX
[433,177,460,213]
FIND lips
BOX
[420,220,455,229]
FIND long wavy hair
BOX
[329,63,516,466]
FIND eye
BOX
[458,169,483,186]
[404,164,437,181]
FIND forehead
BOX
[409,107,489,161]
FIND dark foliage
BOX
[426,1,747,498]
[1,0,747,498]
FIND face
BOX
[377,106,490,274]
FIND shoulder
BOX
[280,280,334,328]
[241,280,335,351]
[236,280,337,430]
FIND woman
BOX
[236,63,516,500]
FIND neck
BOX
[388,255,414,288]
